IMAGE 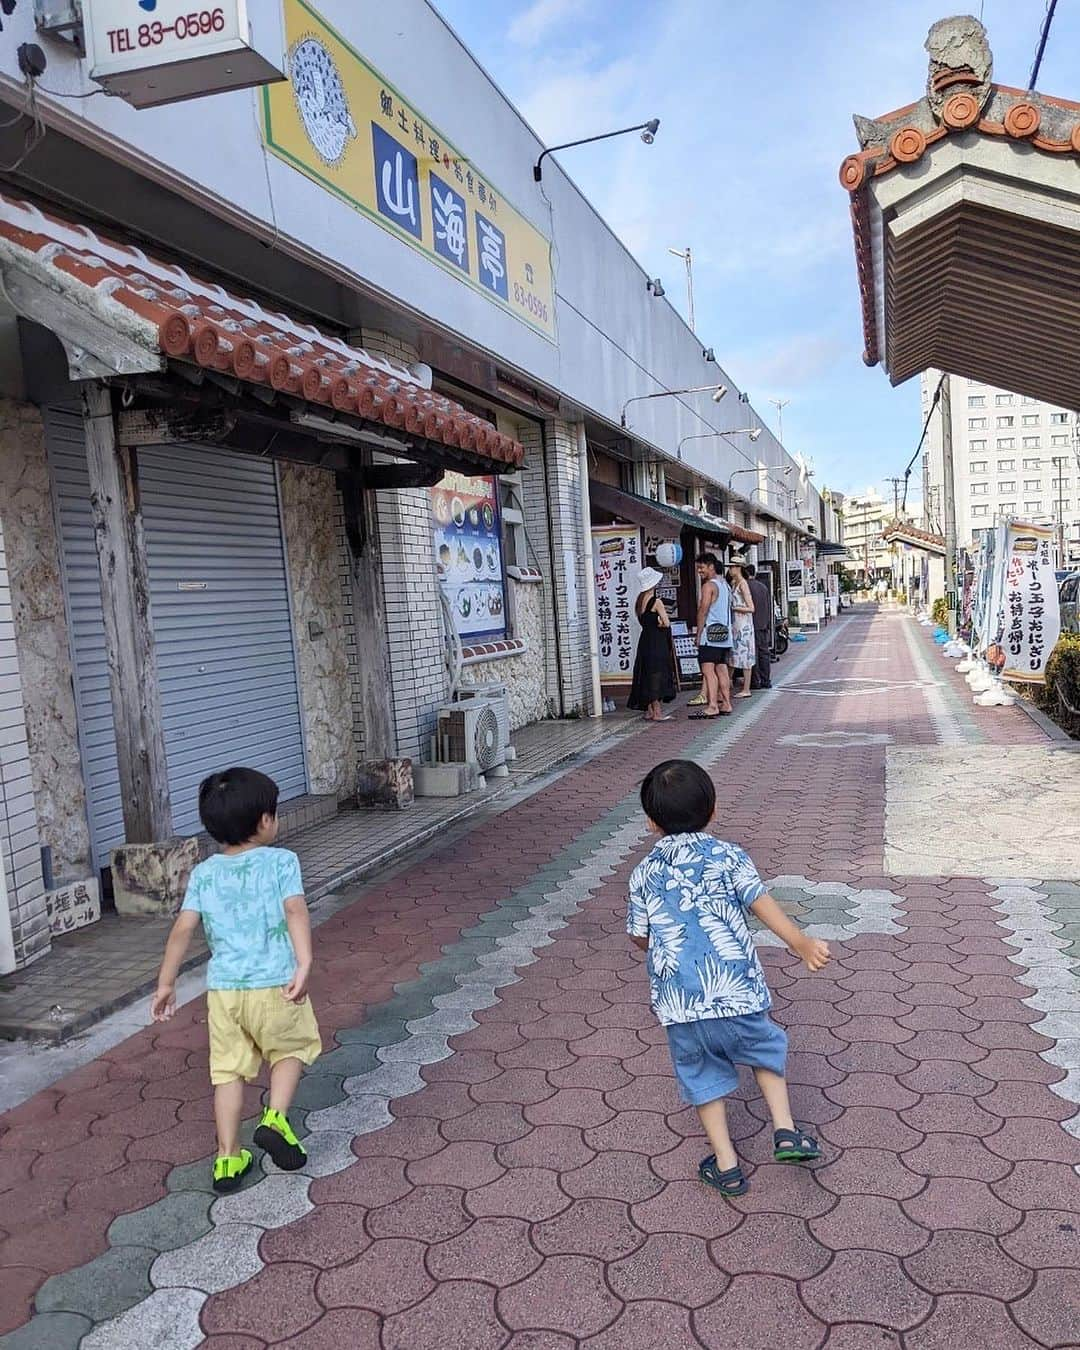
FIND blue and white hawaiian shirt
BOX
[628,833,770,1025]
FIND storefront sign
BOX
[786,562,806,599]
[45,879,101,937]
[431,473,506,641]
[592,526,641,684]
[1001,521,1060,683]
[264,0,556,341]
[85,0,283,108]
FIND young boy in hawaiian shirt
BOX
[629,759,830,1196]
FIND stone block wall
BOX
[463,578,548,730]
[377,484,448,760]
[0,399,90,883]
[278,462,355,799]
[519,418,593,716]
[0,507,49,968]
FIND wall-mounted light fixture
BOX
[676,427,761,460]
[620,384,728,429]
[702,348,716,363]
[647,278,665,298]
[533,119,660,181]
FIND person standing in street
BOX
[628,567,677,722]
[727,554,757,701]
[745,564,773,690]
[691,553,733,719]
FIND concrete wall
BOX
[278,462,355,799]
[0,506,48,967]
[0,399,90,882]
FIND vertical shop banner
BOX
[592,527,641,684]
[431,473,506,641]
[264,0,555,341]
[1001,521,1060,683]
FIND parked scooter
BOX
[772,608,790,659]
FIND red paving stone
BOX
[6,607,1080,1347]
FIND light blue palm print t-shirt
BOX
[628,833,770,1025]
[181,847,304,991]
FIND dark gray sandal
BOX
[773,1127,821,1163]
[699,1153,749,1196]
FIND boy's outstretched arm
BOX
[749,893,830,972]
[283,895,313,1002]
[151,910,201,1021]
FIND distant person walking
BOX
[691,553,733,719]
[727,553,756,701]
[628,567,677,722]
[745,564,773,690]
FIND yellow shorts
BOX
[207,987,322,1086]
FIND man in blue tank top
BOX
[691,553,733,718]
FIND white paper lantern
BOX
[655,541,683,569]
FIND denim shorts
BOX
[666,1012,788,1106]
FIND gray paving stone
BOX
[311,1043,380,1078]
[151,1222,263,1295]
[209,1172,313,1229]
[81,1287,206,1350]
[109,1189,215,1251]
[35,1245,156,1323]
[303,1092,393,1136]
[283,1130,359,1177]
[334,1012,413,1046]
[377,1033,451,1064]
[0,1312,92,1350]
[291,1071,346,1111]
[406,1007,478,1036]
[342,1060,425,1099]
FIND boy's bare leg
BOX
[268,1056,304,1116]
[214,1080,244,1156]
[753,1067,795,1133]
[697,1098,739,1171]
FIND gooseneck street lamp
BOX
[620,383,727,429]
[534,119,660,181]
[677,428,762,459]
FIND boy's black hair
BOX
[696,552,720,569]
[641,759,716,835]
[198,767,279,845]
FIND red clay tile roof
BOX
[0,191,522,471]
[882,521,945,553]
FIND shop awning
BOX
[840,16,1080,409]
[816,540,850,557]
[590,481,764,545]
[0,191,522,474]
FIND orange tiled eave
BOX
[0,191,523,471]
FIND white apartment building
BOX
[842,488,903,578]
[921,371,1080,566]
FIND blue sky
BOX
[431,0,1079,498]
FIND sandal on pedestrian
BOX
[254,1107,307,1171]
[688,693,707,706]
[688,712,720,720]
[773,1127,821,1163]
[698,1153,749,1196]
[212,1148,254,1194]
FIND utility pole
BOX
[885,476,904,521]
[940,375,958,635]
[885,477,904,592]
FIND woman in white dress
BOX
[728,553,757,701]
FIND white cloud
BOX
[734,333,847,392]
[508,0,583,47]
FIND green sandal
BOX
[212,1148,254,1194]
[773,1127,821,1163]
[254,1107,307,1172]
[698,1153,749,1197]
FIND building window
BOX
[1000,502,1016,514]
[969,441,987,452]
[1022,414,1040,427]
[1053,478,1071,490]
[1021,396,1038,405]
[972,504,990,518]
[997,438,1015,450]
[1023,457,1042,468]
[1051,412,1069,424]
[969,418,987,430]
[970,482,989,495]
[998,460,1015,472]
[967,395,986,408]
[996,416,1014,429]
[1022,439,1040,451]
[1025,501,1043,514]
[1025,479,1042,491]
[995,393,1013,406]
[1052,435,1069,447]
[999,480,1016,492]
[969,460,987,472]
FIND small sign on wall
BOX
[46,880,101,937]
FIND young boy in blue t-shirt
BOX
[629,759,831,1197]
[152,767,322,1193]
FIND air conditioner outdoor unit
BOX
[456,684,510,750]
[435,697,508,773]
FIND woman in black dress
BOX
[628,567,677,720]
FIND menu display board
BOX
[431,472,506,640]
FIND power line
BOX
[1028,0,1059,91]
[901,373,946,514]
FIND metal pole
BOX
[684,248,695,334]
[1053,455,1066,569]
[940,375,958,634]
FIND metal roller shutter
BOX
[46,412,308,869]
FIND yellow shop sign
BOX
[263,0,556,342]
